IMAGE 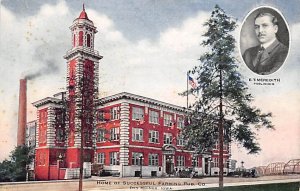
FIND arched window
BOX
[73,34,76,47]
[79,31,83,46]
[87,34,91,47]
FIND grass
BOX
[183,182,299,191]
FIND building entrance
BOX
[162,144,176,176]
[165,155,174,175]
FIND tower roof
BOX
[78,3,90,20]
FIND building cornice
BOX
[70,19,96,31]
[97,92,187,113]
[32,97,62,108]
[64,46,103,61]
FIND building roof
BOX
[78,4,90,20]
[98,92,187,113]
[32,92,188,113]
[69,4,95,34]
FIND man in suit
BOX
[243,12,288,75]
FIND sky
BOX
[0,0,299,169]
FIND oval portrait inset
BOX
[240,6,289,75]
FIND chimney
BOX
[17,79,27,146]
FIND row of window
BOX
[97,128,185,145]
[212,158,230,168]
[213,141,229,151]
[73,31,93,48]
[97,152,192,166]
[98,106,185,128]
[97,152,228,168]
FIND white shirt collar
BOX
[261,38,276,49]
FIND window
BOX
[177,156,185,167]
[163,133,172,144]
[177,134,184,146]
[110,107,119,120]
[164,113,173,127]
[110,128,119,141]
[73,34,76,47]
[149,130,159,143]
[214,141,228,151]
[87,34,91,47]
[132,107,144,120]
[97,153,105,164]
[149,110,159,124]
[98,110,105,122]
[213,157,219,167]
[79,31,83,46]
[132,128,143,141]
[132,152,143,165]
[177,116,184,128]
[97,129,105,142]
[56,129,64,142]
[29,126,35,136]
[110,152,119,165]
[192,156,199,167]
[148,154,159,166]
[225,159,230,168]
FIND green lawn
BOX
[183,182,299,191]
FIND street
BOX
[0,174,300,191]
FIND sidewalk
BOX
[0,174,299,191]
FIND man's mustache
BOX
[257,33,266,37]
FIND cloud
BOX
[0,1,210,160]
[0,1,72,160]
[93,11,211,105]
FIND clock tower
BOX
[64,4,102,168]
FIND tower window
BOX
[73,34,76,47]
[87,34,91,47]
[79,31,83,46]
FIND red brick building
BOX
[96,92,230,177]
[31,6,229,180]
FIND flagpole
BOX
[187,72,189,109]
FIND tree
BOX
[182,5,273,188]
[0,145,34,182]
[0,159,13,182]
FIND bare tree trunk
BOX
[218,67,224,190]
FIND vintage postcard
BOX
[0,0,299,190]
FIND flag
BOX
[188,75,197,88]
